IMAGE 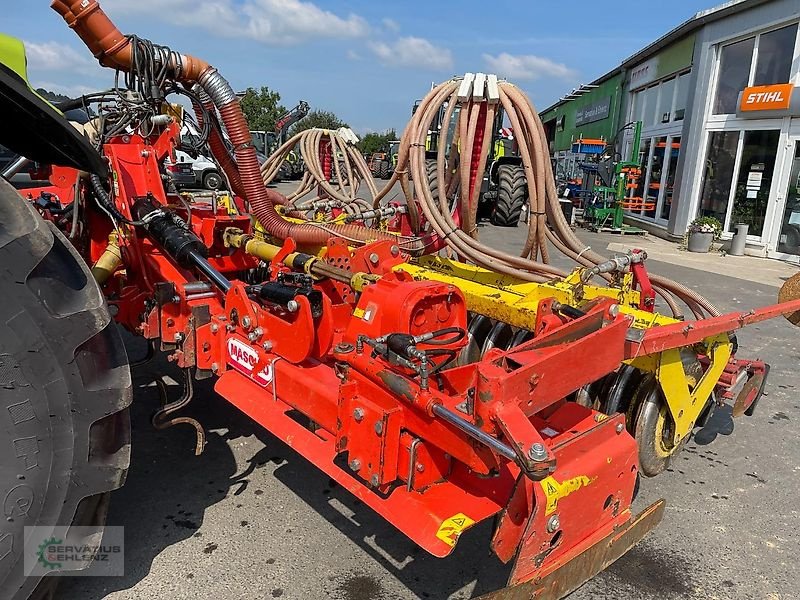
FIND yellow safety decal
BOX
[540,475,594,515]
[352,307,366,319]
[435,513,476,547]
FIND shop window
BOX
[645,136,667,218]
[631,90,645,123]
[659,78,676,123]
[753,24,798,86]
[778,142,800,255]
[713,37,755,114]
[699,131,739,224]
[660,137,681,221]
[730,130,780,236]
[628,138,652,214]
[642,85,659,127]
[673,73,690,121]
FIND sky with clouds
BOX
[5,0,717,135]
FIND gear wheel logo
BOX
[36,537,63,570]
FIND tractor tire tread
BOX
[0,178,131,599]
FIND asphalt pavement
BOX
[60,180,800,600]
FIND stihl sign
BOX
[739,84,793,111]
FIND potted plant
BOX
[686,216,722,253]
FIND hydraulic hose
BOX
[394,76,720,318]
[53,0,424,254]
[259,127,407,226]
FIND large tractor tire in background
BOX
[490,164,528,227]
[377,160,390,180]
[426,159,439,203]
[0,178,131,598]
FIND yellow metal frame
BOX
[396,256,733,443]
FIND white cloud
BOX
[105,0,368,45]
[368,37,453,70]
[482,52,577,81]
[382,18,400,32]
[23,41,102,77]
[346,49,363,61]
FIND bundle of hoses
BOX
[260,128,377,214]
[387,76,719,320]
[53,0,425,254]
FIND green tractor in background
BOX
[414,98,528,227]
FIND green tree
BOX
[357,129,397,155]
[290,109,347,135]
[239,86,286,132]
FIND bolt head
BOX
[608,304,620,317]
[241,316,252,329]
[286,300,299,313]
[353,407,365,422]
[211,362,219,373]
[210,324,219,333]
[529,442,548,461]
[370,474,379,487]
[374,421,384,435]
[174,332,184,342]
[349,459,361,472]
[369,252,380,265]
[390,245,400,257]
[547,514,560,533]
[415,463,425,473]
[262,340,274,351]
[615,422,624,434]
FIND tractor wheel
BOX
[377,160,389,179]
[490,165,528,227]
[203,170,224,191]
[426,159,439,203]
[0,178,131,598]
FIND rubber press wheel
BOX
[490,164,528,227]
[0,178,131,598]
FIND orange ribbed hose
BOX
[53,0,421,252]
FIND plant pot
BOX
[687,231,714,253]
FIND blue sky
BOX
[5,0,717,135]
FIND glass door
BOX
[776,141,800,256]
[659,137,681,222]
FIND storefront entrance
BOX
[768,124,800,260]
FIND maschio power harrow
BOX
[1,2,799,598]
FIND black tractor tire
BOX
[202,170,224,191]
[490,165,528,227]
[0,178,131,598]
[426,159,439,202]
[377,160,389,180]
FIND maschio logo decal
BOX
[227,337,273,386]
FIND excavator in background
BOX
[251,100,310,181]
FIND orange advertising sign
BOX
[739,83,794,112]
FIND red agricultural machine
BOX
[1,2,799,599]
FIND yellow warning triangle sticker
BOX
[436,513,475,547]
